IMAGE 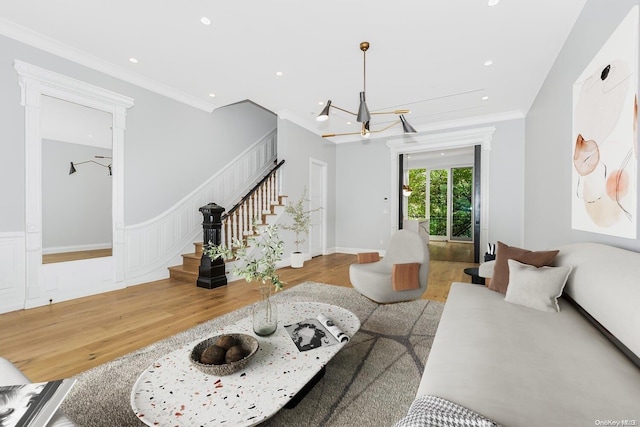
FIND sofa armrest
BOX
[357,252,380,264]
[392,262,421,291]
[478,260,495,278]
[478,260,495,287]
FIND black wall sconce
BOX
[69,156,112,176]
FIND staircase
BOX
[168,161,287,285]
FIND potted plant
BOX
[204,221,284,336]
[282,187,321,268]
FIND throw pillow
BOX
[489,241,559,294]
[504,259,572,312]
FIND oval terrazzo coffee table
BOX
[130,302,360,426]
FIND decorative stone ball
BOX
[216,335,237,350]
[200,345,226,365]
[225,345,246,363]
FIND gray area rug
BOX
[60,282,444,426]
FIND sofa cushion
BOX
[489,241,559,293]
[504,260,572,312]
[418,283,640,426]
[553,243,640,360]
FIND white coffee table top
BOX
[131,302,360,426]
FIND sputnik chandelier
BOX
[317,41,417,138]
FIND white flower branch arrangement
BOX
[204,220,285,292]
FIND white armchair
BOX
[349,229,430,303]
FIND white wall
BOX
[0,34,276,231]
[487,119,526,247]
[335,118,526,253]
[336,139,394,252]
[125,100,276,223]
[277,119,337,254]
[0,36,26,232]
[525,0,640,251]
[42,140,112,252]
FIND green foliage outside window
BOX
[407,167,473,239]
[429,170,448,236]
[407,169,426,219]
[451,167,473,239]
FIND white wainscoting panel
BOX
[124,130,277,285]
[0,233,26,314]
[39,257,117,307]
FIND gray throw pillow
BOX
[504,259,572,312]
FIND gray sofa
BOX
[411,243,640,426]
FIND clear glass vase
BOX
[253,284,277,336]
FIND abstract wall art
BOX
[572,6,638,239]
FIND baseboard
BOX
[42,243,111,254]
[333,247,387,257]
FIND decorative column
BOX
[197,203,228,289]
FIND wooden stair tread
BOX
[168,265,198,284]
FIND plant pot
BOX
[290,252,305,268]
[253,284,277,336]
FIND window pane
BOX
[451,167,473,240]
[407,168,426,219]
[430,169,448,236]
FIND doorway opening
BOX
[387,126,495,265]
[405,152,475,263]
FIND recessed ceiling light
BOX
[128,57,138,64]
[484,60,493,66]
[440,153,445,156]
[200,17,211,25]
[488,0,500,6]
[275,71,283,77]
[347,121,352,125]
[208,93,216,98]
[318,101,324,105]
[482,96,489,101]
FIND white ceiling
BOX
[0,1,587,143]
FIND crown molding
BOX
[0,17,217,113]
[387,126,496,153]
[281,108,524,145]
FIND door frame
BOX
[387,126,495,263]
[308,158,328,257]
[15,60,134,308]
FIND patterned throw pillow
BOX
[393,395,500,427]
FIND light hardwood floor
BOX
[0,253,477,382]
[42,248,112,264]
[428,241,475,263]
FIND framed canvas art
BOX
[572,6,638,239]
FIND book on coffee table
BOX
[0,378,76,427]
[285,314,350,352]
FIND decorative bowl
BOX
[189,333,259,376]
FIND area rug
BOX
[60,282,444,426]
